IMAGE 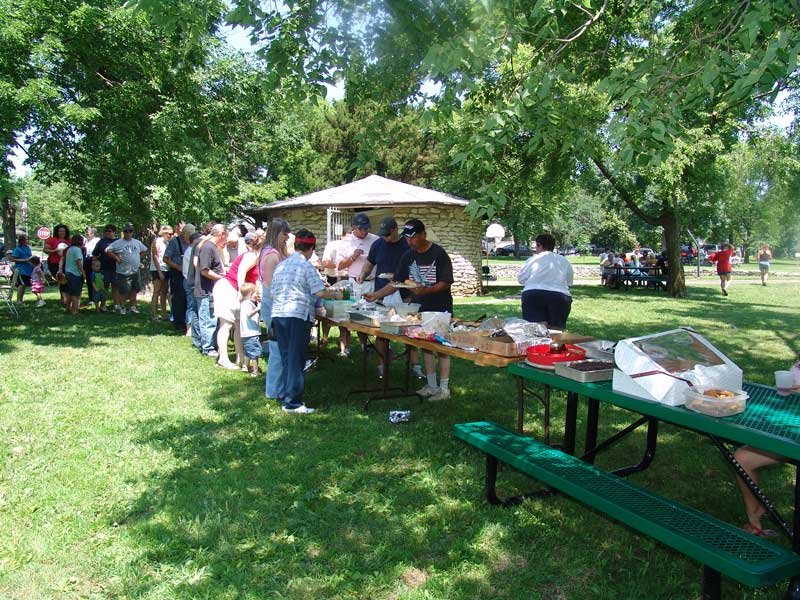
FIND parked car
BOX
[558,246,579,256]
[495,243,533,256]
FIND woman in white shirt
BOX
[517,233,574,329]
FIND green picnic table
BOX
[454,363,800,598]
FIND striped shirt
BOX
[270,252,325,322]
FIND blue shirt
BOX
[367,237,409,292]
[11,244,33,276]
[270,252,325,322]
[164,236,188,272]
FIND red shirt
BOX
[711,248,734,274]
[44,236,70,265]
[224,253,258,290]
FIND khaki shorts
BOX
[114,272,141,294]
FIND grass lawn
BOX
[1,282,798,599]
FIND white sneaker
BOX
[282,402,316,414]
[416,384,439,397]
[428,388,451,402]
[129,306,140,314]
[36,299,45,307]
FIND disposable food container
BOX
[554,359,615,382]
[684,386,748,417]
[390,303,421,316]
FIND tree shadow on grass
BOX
[100,340,785,599]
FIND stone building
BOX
[246,175,482,295]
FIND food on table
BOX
[684,387,748,417]
[568,360,615,372]
[703,388,735,399]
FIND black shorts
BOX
[16,274,31,287]
[102,268,115,287]
[47,262,60,277]
[64,273,84,296]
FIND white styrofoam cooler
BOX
[612,328,743,406]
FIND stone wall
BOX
[258,205,483,296]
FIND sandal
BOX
[742,523,778,538]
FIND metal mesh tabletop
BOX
[509,363,800,461]
[729,383,800,443]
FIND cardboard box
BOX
[448,331,528,357]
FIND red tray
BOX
[525,344,587,369]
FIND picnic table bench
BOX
[455,420,800,598]
[604,265,667,291]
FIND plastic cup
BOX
[776,370,794,396]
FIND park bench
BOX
[454,420,800,599]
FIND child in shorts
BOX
[239,283,262,377]
[90,258,107,312]
[30,256,46,307]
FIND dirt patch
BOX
[399,566,429,588]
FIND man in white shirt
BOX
[321,232,349,285]
[337,213,378,300]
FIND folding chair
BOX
[0,268,20,317]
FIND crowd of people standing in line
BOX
[4,219,787,537]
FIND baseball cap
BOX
[123,223,134,232]
[401,219,425,238]
[352,213,371,229]
[378,216,397,237]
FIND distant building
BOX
[246,175,482,295]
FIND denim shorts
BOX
[242,336,263,359]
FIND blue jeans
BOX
[195,295,217,354]
[261,285,283,399]
[272,316,312,405]
[185,281,200,348]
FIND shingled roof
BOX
[250,175,469,211]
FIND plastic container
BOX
[684,386,748,417]
[419,311,451,335]
[390,303,421,316]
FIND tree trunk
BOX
[742,226,751,264]
[1,195,17,251]
[662,212,686,298]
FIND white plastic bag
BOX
[613,328,742,406]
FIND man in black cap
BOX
[358,216,409,301]
[364,219,454,400]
